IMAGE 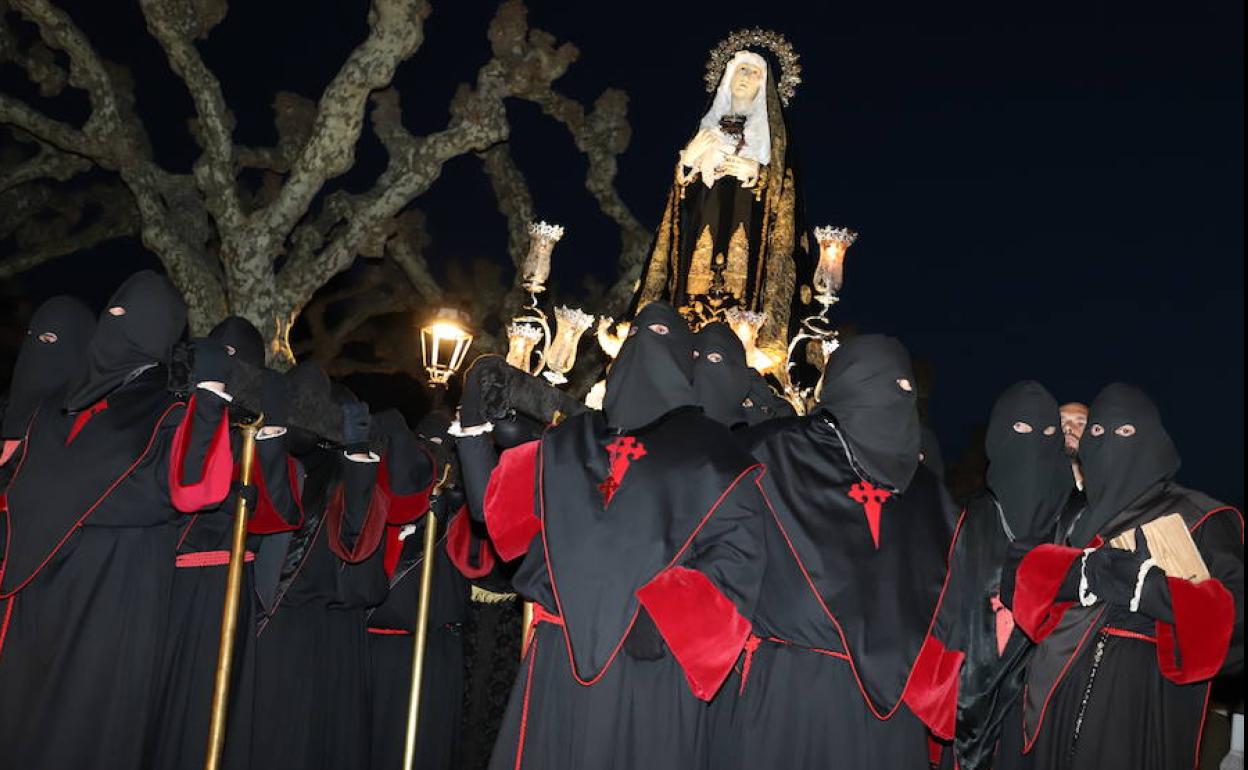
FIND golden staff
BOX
[204,414,262,770]
[402,464,453,770]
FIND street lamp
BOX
[420,308,474,387]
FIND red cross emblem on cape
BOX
[848,481,892,549]
[598,436,647,506]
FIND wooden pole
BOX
[204,415,262,770]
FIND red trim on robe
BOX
[760,491,967,722]
[446,505,497,579]
[0,596,14,662]
[484,440,541,562]
[0,440,19,467]
[902,633,965,740]
[382,525,405,579]
[636,565,752,701]
[65,399,108,445]
[377,450,436,525]
[1155,576,1235,684]
[1021,605,1108,752]
[247,456,304,534]
[324,481,389,564]
[1013,544,1082,642]
[1,401,184,598]
[168,394,233,513]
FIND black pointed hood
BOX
[985,381,1072,538]
[815,334,920,490]
[65,271,186,412]
[604,302,695,432]
[3,296,95,439]
[692,322,752,428]
[1072,383,1180,546]
[208,315,265,368]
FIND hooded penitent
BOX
[986,381,1074,539]
[815,334,921,491]
[208,315,266,368]
[65,270,187,412]
[692,322,753,428]
[602,302,697,432]
[1070,383,1180,548]
[746,331,960,726]
[951,381,1074,770]
[2,295,95,440]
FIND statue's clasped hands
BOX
[716,155,760,188]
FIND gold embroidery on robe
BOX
[724,223,750,299]
[686,226,716,297]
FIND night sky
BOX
[2,0,1243,505]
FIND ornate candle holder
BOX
[521,221,565,295]
[812,226,858,305]
[505,322,544,374]
[543,306,594,385]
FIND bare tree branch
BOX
[0,137,91,192]
[0,179,140,278]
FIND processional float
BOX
[202,26,867,770]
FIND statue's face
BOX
[730,61,764,103]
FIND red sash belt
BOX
[367,627,411,636]
[733,635,853,695]
[1103,626,1158,644]
[530,604,563,629]
[175,550,255,568]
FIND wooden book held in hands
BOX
[1109,513,1211,584]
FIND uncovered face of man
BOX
[730,60,764,105]
[1060,402,1089,456]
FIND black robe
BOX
[482,407,767,770]
[0,370,232,769]
[250,448,389,770]
[150,423,303,770]
[944,492,1041,770]
[1013,483,1243,770]
[710,415,963,770]
[367,511,470,770]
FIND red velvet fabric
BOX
[0,440,19,467]
[1155,576,1235,684]
[377,455,434,525]
[324,482,390,564]
[168,395,233,513]
[382,525,405,578]
[636,565,752,701]
[246,456,303,535]
[902,633,965,740]
[484,440,540,562]
[1013,544,1082,642]
[447,505,496,579]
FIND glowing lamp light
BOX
[595,317,631,359]
[521,220,565,294]
[420,308,473,387]
[724,308,772,373]
[812,226,859,303]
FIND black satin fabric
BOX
[2,295,95,439]
[986,381,1073,538]
[950,492,1039,770]
[602,302,696,432]
[373,409,435,495]
[65,270,186,412]
[1,367,179,595]
[539,407,757,680]
[692,322,752,428]
[207,315,265,368]
[749,414,960,714]
[815,334,921,491]
[1071,384,1180,549]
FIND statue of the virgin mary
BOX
[634,29,813,367]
